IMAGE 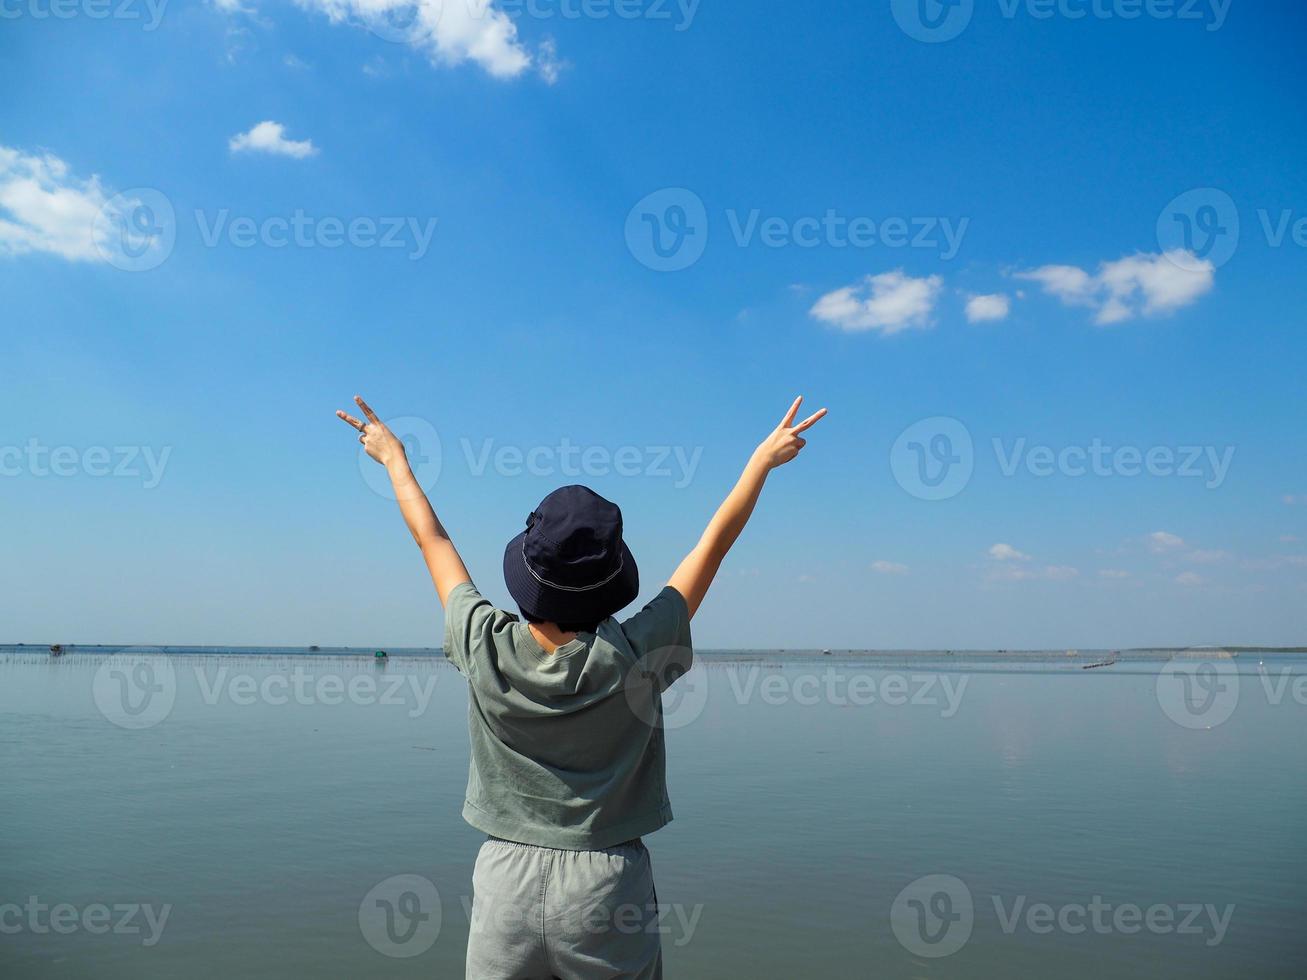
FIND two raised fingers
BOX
[780,396,828,434]
[336,395,381,433]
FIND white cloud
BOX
[1186,549,1227,564]
[1175,572,1204,587]
[871,560,909,575]
[296,0,533,80]
[965,292,1011,323]
[536,36,565,85]
[989,543,1030,562]
[0,145,108,262]
[229,121,317,159]
[988,563,1079,583]
[1042,565,1080,581]
[1148,531,1185,552]
[809,270,942,334]
[1016,251,1214,324]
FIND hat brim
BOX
[503,531,640,626]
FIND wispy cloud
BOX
[1016,251,1214,324]
[1,145,108,262]
[871,560,909,575]
[809,270,942,334]
[1148,531,1185,553]
[295,0,535,80]
[989,543,1030,562]
[229,121,317,158]
[964,292,1011,323]
[1175,571,1204,587]
[1099,569,1131,579]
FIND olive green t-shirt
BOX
[442,581,694,850]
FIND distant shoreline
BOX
[4,643,1306,657]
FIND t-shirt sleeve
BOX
[442,581,498,676]
[620,585,694,691]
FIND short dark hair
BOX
[519,609,599,635]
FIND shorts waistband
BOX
[486,834,645,853]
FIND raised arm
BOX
[337,396,471,607]
[668,396,827,618]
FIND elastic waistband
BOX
[485,835,645,854]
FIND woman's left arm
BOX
[337,395,471,607]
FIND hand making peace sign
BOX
[753,396,828,470]
[336,395,406,468]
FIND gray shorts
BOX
[466,836,663,980]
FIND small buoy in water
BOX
[374,650,388,659]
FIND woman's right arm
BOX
[668,396,827,618]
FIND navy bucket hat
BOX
[503,485,640,625]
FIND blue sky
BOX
[2,0,1305,649]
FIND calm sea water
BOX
[2,649,1305,978]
